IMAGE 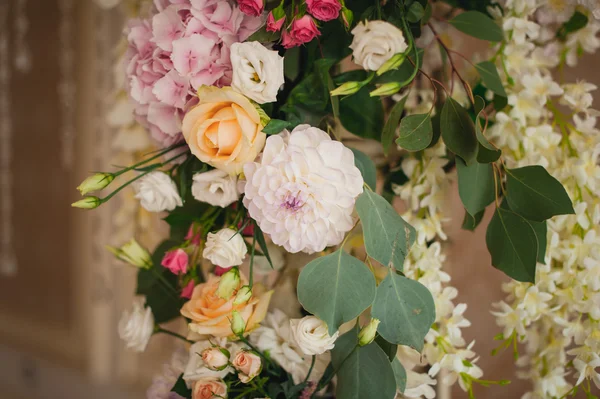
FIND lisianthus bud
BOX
[330,81,362,96]
[376,52,408,76]
[217,267,241,299]
[71,196,101,209]
[341,6,353,29]
[107,238,152,269]
[254,104,271,127]
[234,285,252,305]
[358,318,380,346]
[230,310,246,336]
[77,173,114,195]
[369,82,403,97]
[201,347,231,371]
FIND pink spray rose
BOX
[289,15,320,46]
[237,0,263,16]
[181,280,195,299]
[306,0,341,22]
[214,266,232,276]
[281,30,299,49]
[266,11,285,32]
[161,248,189,274]
[186,224,202,245]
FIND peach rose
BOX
[181,274,272,338]
[193,378,227,399]
[182,86,267,175]
[232,350,262,383]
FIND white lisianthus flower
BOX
[118,298,155,352]
[242,125,363,254]
[203,228,248,267]
[349,20,408,71]
[192,169,239,208]
[290,316,339,355]
[134,171,183,212]
[230,41,284,104]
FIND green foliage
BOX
[392,358,407,393]
[254,222,273,269]
[371,271,436,351]
[462,209,485,231]
[557,11,588,40]
[397,113,433,151]
[339,84,385,140]
[170,374,192,398]
[137,240,185,323]
[351,148,377,191]
[407,2,425,23]
[456,158,495,216]
[486,208,538,283]
[356,190,416,271]
[505,165,575,221]
[530,220,548,265]
[297,250,376,335]
[475,61,507,97]
[262,119,291,135]
[441,97,478,165]
[376,48,424,84]
[375,335,398,362]
[382,95,408,155]
[449,11,504,42]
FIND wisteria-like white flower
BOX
[242,125,364,253]
[134,171,183,212]
[118,298,155,352]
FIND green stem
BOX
[303,355,317,384]
[155,326,194,343]
[249,232,256,288]
[113,143,186,177]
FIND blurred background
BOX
[0,1,597,398]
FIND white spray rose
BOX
[230,41,285,104]
[118,298,155,352]
[349,20,409,71]
[192,169,240,208]
[290,316,339,355]
[134,171,183,212]
[203,228,248,267]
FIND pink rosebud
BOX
[237,219,255,237]
[237,0,264,17]
[281,30,300,49]
[289,15,320,46]
[181,280,195,299]
[266,11,285,32]
[186,224,202,245]
[214,265,232,276]
[161,248,189,275]
[306,0,342,22]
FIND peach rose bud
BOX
[201,347,231,371]
[232,350,262,383]
[192,378,228,399]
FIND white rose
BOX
[192,169,240,208]
[203,228,248,268]
[290,316,339,355]
[230,41,285,104]
[134,171,183,212]
[118,298,155,352]
[349,20,409,71]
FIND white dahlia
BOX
[242,125,364,254]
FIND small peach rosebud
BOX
[232,350,262,383]
[77,172,114,195]
[358,318,380,346]
[71,196,101,209]
[216,267,240,299]
[201,347,230,371]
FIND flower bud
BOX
[71,196,101,209]
[201,347,231,371]
[234,285,252,305]
[266,7,285,32]
[230,310,246,336]
[217,267,240,299]
[341,6,354,30]
[77,172,114,195]
[369,82,403,97]
[254,103,271,127]
[376,52,408,76]
[232,350,262,383]
[358,318,380,346]
[330,81,362,96]
[107,238,152,269]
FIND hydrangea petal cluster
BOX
[242,124,363,254]
[124,0,263,146]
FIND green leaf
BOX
[396,113,433,151]
[456,158,495,216]
[170,374,192,397]
[297,250,376,335]
[351,148,377,191]
[375,335,398,362]
[505,165,575,221]
[315,58,340,124]
[254,223,273,269]
[247,26,281,42]
[557,11,588,40]
[475,61,507,97]
[462,209,485,231]
[371,271,436,351]
[376,48,424,84]
[530,220,548,265]
[441,97,478,165]
[284,46,301,81]
[356,190,416,271]
[449,11,504,42]
[262,119,291,135]
[382,95,407,155]
[332,330,397,399]
[407,2,425,23]
[472,96,501,163]
[486,208,538,283]
[137,240,184,324]
[339,85,384,140]
[392,358,407,393]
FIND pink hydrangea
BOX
[124,0,264,147]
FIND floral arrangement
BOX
[78,0,600,398]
